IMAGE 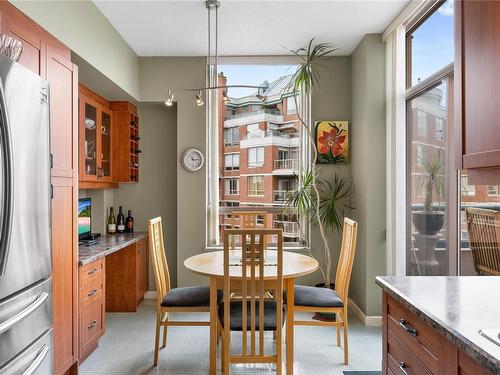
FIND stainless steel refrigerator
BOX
[0,54,53,374]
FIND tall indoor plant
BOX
[412,153,445,235]
[287,39,352,286]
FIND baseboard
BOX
[144,291,157,299]
[348,298,382,326]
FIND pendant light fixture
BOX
[164,0,267,107]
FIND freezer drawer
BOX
[0,278,51,368]
[0,329,52,375]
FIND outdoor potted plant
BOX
[412,153,445,235]
[285,39,355,291]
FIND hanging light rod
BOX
[168,85,268,92]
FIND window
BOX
[224,178,239,195]
[209,64,306,248]
[224,127,239,146]
[406,0,454,276]
[224,153,239,171]
[248,176,264,196]
[286,96,297,114]
[417,111,427,136]
[248,147,264,168]
[488,185,499,196]
[407,0,454,87]
[461,175,476,196]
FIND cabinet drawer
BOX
[79,301,102,357]
[387,295,439,365]
[388,330,432,375]
[79,276,104,308]
[80,259,104,286]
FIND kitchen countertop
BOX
[376,276,500,374]
[79,232,147,266]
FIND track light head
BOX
[165,89,174,106]
[195,91,204,106]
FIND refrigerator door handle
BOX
[21,344,49,375]
[0,292,48,334]
[0,77,13,276]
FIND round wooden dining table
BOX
[184,250,319,375]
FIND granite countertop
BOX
[376,276,500,374]
[79,232,147,266]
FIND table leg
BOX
[286,277,295,375]
[210,277,217,375]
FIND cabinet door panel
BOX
[47,46,76,178]
[3,16,42,75]
[51,178,77,374]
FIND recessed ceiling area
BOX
[93,0,409,57]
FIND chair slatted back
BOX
[148,217,171,306]
[334,218,358,304]
[230,211,270,249]
[223,229,283,361]
[466,208,500,275]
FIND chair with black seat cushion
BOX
[285,217,357,365]
[219,229,284,374]
[148,217,221,366]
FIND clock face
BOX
[182,148,204,171]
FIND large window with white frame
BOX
[208,63,309,247]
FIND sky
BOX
[219,65,297,98]
[410,0,454,86]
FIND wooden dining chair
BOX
[148,217,221,366]
[466,207,500,275]
[285,217,358,365]
[219,229,284,374]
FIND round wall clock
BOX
[182,148,204,171]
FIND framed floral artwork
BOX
[315,121,349,164]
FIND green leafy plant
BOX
[416,153,445,212]
[285,38,353,285]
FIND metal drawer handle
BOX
[0,292,49,334]
[87,289,98,297]
[398,361,410,375]
[22,344,49,375]
[88,320,98,329]
[87,268,98,275]
[399,319,417,337]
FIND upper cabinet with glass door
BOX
[79,84,114,185]
[456,0,500,182]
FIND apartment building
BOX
[217,72,301,242]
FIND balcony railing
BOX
[273,220,300,237]
[225,109,281,120]
[274,159,298,171]
[242,130,299,142]
[273,190,294,203]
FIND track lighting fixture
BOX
[195,91,204,106]
[164,89,174,106]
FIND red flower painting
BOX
[315,121,349,164]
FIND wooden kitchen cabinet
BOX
[79,259,105,363]
[110,101,140,183]
[78,84,115,186]
[0,3,79,374]
[105,238,148,312]
[382,292,495,375]
[456,0,500,183]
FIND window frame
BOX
[247,175,265,197]
[224,152,240,171]
[248,146,265,168]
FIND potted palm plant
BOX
[286,39,354,287]
[412,153,445,235]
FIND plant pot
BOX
[412,211,444,235]
[312,283,336,321]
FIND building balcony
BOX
[273,159,298,175]
[224,109,283,127]
[273,190,294,204]
[240,130,299,149]
[273,220,300,238]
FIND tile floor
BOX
[79,299,381,375]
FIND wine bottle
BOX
[125,210,134,233]
[117,206,125,234]
[107,207,116,234]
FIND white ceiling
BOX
[93,0,409,57]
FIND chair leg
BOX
[343,311,349,365]
[221,330,225,373]
[336,325,341,347]
[154,312,161,366]
[222,329,230,374]
[162,314,168,348]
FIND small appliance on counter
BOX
[0,53,53,373]
[78,197,101,245]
